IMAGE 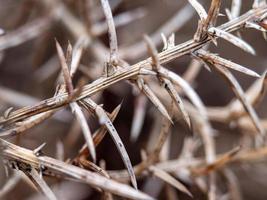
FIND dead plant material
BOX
[0,1,267,199]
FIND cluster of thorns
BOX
[0,0,267,199]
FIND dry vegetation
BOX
[0,0,267,199]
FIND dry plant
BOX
[0,0,267,199]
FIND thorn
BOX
[161,33,168,51]
[3,107,13,119]
[33,143,46,156]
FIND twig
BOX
[0,17,52,51]
[231,0,242,18]
[1,5,266,127]
[0,139,153,200]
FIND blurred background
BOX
[0,0,267,199]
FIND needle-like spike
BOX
[144,35,189,127]
[56,40,96,163]
[94,105,138,189]
[149,165,193,197]
[208,27,256,55]
[206,62,265,137]
[24,168,57,200]
[137,79,173,123]
[70,102,96,163]
[100,0,118,66]
[187,0,207,21]
[130,94,147,142]
[195,50,260,78]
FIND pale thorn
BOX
[208,27,256,55]
[187,0,208,21]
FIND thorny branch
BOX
[0,1,267,199]
[0,5,266,126]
